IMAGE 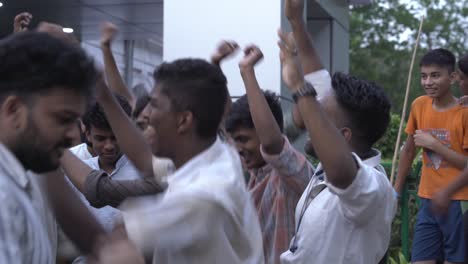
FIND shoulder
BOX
[411,95,431,108]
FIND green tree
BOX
[350,0,468,115]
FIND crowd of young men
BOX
[0,0,467,263]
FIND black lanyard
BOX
[290,170,326,253]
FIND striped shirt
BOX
[0,143,54,264]
[248,137,313,264]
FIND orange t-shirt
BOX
[405,96,468,200]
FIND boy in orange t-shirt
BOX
[394,49,468,263]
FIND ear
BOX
[176,111,194,135]
[85,128,92,143]
[340,127,352,143]
[0,96,29,131]
[450,71,458,85]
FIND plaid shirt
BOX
[248,137,313,264]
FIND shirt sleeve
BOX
[325,153,395,224]
[304,69,332,99]
[405,99,421,135]
[260,136,313,190]
[84,170,167,208]
[123,194,223,256]
[0,190,27,264]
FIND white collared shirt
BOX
[69,143,93,161]
[0,143,54,264]
[280,151,397,264]
[123,138,264,264]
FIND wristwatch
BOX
[292,81,317,103]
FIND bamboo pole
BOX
[390,16,425,184]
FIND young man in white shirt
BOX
[277,1,397,263]
[94,58,264,264]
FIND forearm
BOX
[61,150,93,192]
[101,44,135,108]
[84,172,167,208]
[431,143,468,170]
[394,141,417,194]
[289,19,323,74]
[297,95,357,188]
[240,68,284,154]
[440,168,468,198]
[97,81,154,179]
[45,170,106,255]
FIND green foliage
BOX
[350,0,468,115]
[388,251,410,264]
[375,114,405,160]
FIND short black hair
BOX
[132,94,150,119]
[154,58,228,139]
[458,54,468,76]
[82,94,132,131]
[0,32,97,102]
[225,90,284,133]
[420,48,456,73]
[332,72,391,148]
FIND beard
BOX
[11,116,71,173]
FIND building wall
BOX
[81,39,162,95]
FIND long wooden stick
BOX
[390,16,425,185]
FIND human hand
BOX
[278,30,303,92]
[100,22,118,47]
[211,40,239,66]
[431,190,451,215]
[239,45,264,70]
[414,130,439,151]
[458,95,468,107]
[13,12,33,33]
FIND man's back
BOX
[123,139,264,264]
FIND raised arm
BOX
[239,45,284,154]
[279,32,357,189]
[285,0,323,74]
[95,76,155,179]
[13,12,32,33]
[101,23,136,108]
[211,40,239,67]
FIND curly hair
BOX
[0,32,97,101]
[154,58,228,139]
[332,72,391,148]
[420,48,456,73]
[458,54,468,76]
[82,94,132,131]
[225,90,284,133]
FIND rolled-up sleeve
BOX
[260,136,313,189]
[325,153,393,225]
[304,69,332,99]
[84,170,167,208]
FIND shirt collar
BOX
[315,148,382,179]
[170,138,222,181]
[91,155,128,176]
[0,143,29,189]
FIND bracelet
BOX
[292,81,317,103]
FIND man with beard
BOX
[0,31,100,263]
